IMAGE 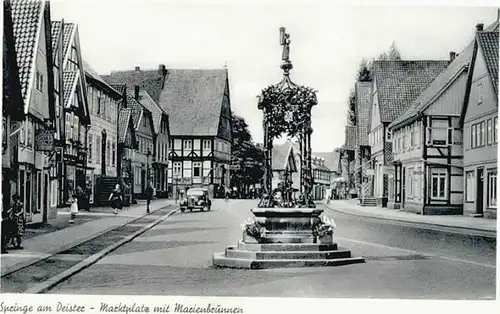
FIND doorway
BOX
[141,169,146,195]
[402,167,406,208]
[476,168,484,215]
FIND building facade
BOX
[135,88,170,197]
[368,60,449,207]
[164,69,233,198]
[83,61,122,205]
[2,0,26,214]
[271,142,297,190]
[311,157,331,200]
[10,0,58,223]
[461,24,498,219]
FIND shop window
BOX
[430,169,447,200]
[488,172,497,208]
[465,171,474,202]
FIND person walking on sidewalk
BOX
[68,192,79,224]
[145,182,154,214]
[1,199,14,253]
[109,184,123,215]
[9,194,25,249]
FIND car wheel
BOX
[190,208,193,212]
[203,206,208,212]
[208,206,211,211]
[181,208,185,213]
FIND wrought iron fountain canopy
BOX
[257,27,318,208]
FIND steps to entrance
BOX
[213,241,365,269]
[360,197,377,207]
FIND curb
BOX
[1,203,174,277]
[326,206,497,239]
[24,208,178,294]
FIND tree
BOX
[378,41,402,61]
[346,88,356,126]
[230,114,264,190]
[357,59,372,82]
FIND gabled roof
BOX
[272,142,296,171]
[62,23,75,61]
[83,60,121,97]
[312,161,331,172]
[344,125,357,151]
[477,31,499,96]
[159,69,228,137]
[63,71,79,108]
[390,44,475,130]
[51,20,62,54]
[102,68,165,103]
[110,83,126,96]
[3,0,25,120]
[118,108,132,143]
[10,0,45,105]
[372,60,449,123]
[137,90,167,134]
[355,81,372,146]
[126,95,144,130]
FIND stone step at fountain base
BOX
[213,241,365,269]
[225,246,353,260]
[213,252,365,269]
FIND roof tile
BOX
[159,69,227,137]
[63,70,78,107]
[477,31,499,96]
[355,81,372,146]
[373,60,449,123]
[118,108,132,143]
[344,125,357,150]
[137,90,165,134]
[11,0,44,101]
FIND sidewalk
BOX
[1,199,176,276]
[324,199,497,236]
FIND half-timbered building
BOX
[51,21,90,205]
[271,142,297,190]
[461,23,499,219]
[389,48,474,215]
[164,69,233,198]
[10,0,58,223]
[368,60,449,207]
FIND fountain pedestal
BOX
[212,208,365,269]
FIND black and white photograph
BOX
[1,0,498,311]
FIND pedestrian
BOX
[109,184,123,215]
[1,199,14,254]
[225,187,231,202]
[76,185,86,212]
[68,191,78,224]
[145,182,154,214]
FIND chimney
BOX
[476,23,484,32]
[449,51,456,63]
[134,85,140,100]
[158,64,166,76]
[135,66,140,71]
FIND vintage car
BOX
[180,188,212,212]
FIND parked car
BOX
[180,188,212,212]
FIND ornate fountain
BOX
[212,27,365,269]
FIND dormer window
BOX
[35,71,43,92]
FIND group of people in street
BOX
[1,194,25,253]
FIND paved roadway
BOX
[50,199,496,299]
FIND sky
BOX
[50,0,498,152]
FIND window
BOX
[426,120,451,147]
[471,124,477,148]
[112,141,116,167]
[183,140,191,150]
[27,119,33,147]
[431,169,447,200]
[193,162,202,177]
[494,117,498,144]
[465,171,474,202]
[96,95,101,114]
[35,71,43,91]
[487,171,497,208]
[480,121,485,146]
[143,115,147,127]
[173,162,182,177]
[477,83,483,105]
[88,134,93,164]
[487,119,492,145]
[203,140,211,150]
[386,128,392,141]
[96,135,101,164]
[73,116,79,141]
[407,168,413,198]
[106,140,111,166]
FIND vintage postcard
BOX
[1,0,498,313]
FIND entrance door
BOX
[476,168,484,215]
[141,169,146,194]
[43,173,49,223]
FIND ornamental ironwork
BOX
[257,27,318,208]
